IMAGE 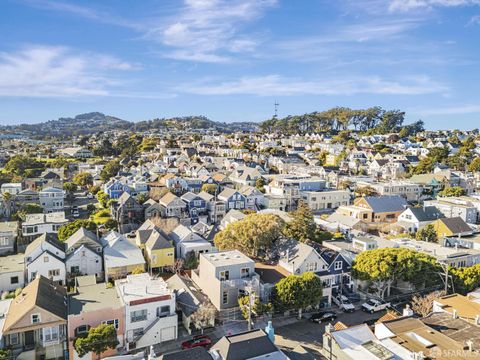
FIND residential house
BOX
[144,199,163,220]
[0,253,25,293]
[240,185,265,210]
[25,233,66,285]
[431,217,474,239]
[102,231,145,281]
[115,273,177,351]
[0,221,19,255]
[144,229,175,272]
[220,209,245,230]
[21,212,68,244]
[169,224,212,259]
[198,191,226,224]
[104,179,129,199]
[166,274,214,335]
[159,192,187,218]
[301,190,350,211]
[425,197,478,224]
[217,188,246,211]
[191,251,260,310]
[68,275,125,360]
[180,192,207,220]
[39,187,64,213]
[211,329,288,360]
[1,183,22,195]
[61,147,93,158]
[397,206,445,233]
[64,228,103,280]
[229,166,262,187]
[367,181,423,202]
[111,192,144,232]
[1,276,67,360]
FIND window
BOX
[240,268,250,279]
[219,270,229,281]
[76,325,89,335]
[157,305,170,317]
[130,309,147,323]
[103,319,119,329]
[48,269,60,277]
[306,262,318,272]
[0,237,9,246]
[334,261,343,270]
[222,290,228,305]
[10,333,19,345]
[43,326,59,342]
[44,256,49,263]
[32,314,41,324]
[10,276,19,284]
[132,328,144,337]
[70,266,80,274]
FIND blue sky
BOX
[0,0,479,129]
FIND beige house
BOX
[2,276,67,360]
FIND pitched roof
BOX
[408,206,444,222]
[212,329,279,360]
[65,227,100,249]
[145,229,172,250]
[437,217,472,234]
[25,233,65,257]
[159,347,212,360]
[3,276,67,333]
[160,191,180,206]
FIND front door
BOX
[25,330,35,347]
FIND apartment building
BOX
[39,187,64,213]
[365,181,423,202]
[21,212,68,243]
[424,197,478,224]
[301,190,350,211]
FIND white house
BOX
[21,212,68,242]
[0,253,25,293]
[0,183,22,195]
[24,233,66,285]
[397,206,445,233]
[65,228,103,279]
[115,273,177,351]
[301,190,350,211]
[169,224,212,258]
[39,187,64,213]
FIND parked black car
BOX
[309,311,337,323]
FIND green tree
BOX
[468,157,480,172]
[4,155,44,177]
[214,214,285,258]
[352,248,440,299]
[238,295,273,320]
[183,251,198,269]
[438,186,466,197]
[14,203,43,220]
[415,224,438,243]
[96,191,109,208]
[73,172,93,187]
[274,272,322,318]
[100,160,121,181]
[136,193,149,205]
[63,182,78,193]
[283,201,322,243]
[450,264,480,294]
[0,349,11,360]
[74,324,119,358]
[58,220,97,241]
[201,184,217,195]
[255,178,266,192]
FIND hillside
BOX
[0,113,259,138]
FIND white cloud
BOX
[418,104,480,115]
[389,0,480,12]
[178,74,447,96]
[0,45,137,98]
[145,0,276,62]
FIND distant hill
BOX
[0,112,258,137]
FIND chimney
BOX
[265,321,275,343]
[403,304,414,317]
[452,309,458,319]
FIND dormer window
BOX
[334,261,343,270]
[32,314,41,324]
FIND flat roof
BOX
[69,282,122,315]
[115,273,173,304]
[0,253,24,274]
[201,250,253,267]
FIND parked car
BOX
[361,299,390,313]
[332,295,355,312]
[181,335,212,349]
[309,311,337,323]
[72,209,80,218]
[87,193,94,199]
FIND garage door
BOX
[160,326,176,342]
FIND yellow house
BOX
[431,217,473,239]
[145,229,175,270]
[325,154,340,167]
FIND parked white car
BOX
[361,299,390,313]
[332,295,355,312]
